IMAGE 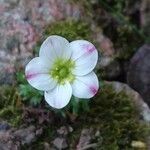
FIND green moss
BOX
[33,19,95,57]
[0,106,22,127]
[44,19,93,42]
[0,85,19,108]
[73,0,145,60]
[75,83,148,149]
[21,84,148,149]
[0,85,22,127]
[114,25,144,60]
[97,0,145,60]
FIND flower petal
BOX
[25,57,56,91]
[70,40,98,75]
[25,57,51,74]
[72,72,99,98]
[39,35,71,61]
[44,82,72,109]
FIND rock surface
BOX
[52,137,68,149]
[95,33,122,80]
[0,125,43,150]
[0,0,81,84]
[127,44,150,107]
[76,128,94,150]
[0,122,10,131]
[140,0,150,36]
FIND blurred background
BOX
[0,0,150,149]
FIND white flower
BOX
[25,35,99,109]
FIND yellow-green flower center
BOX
[50,58,75,84]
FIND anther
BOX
[55,75,59,79]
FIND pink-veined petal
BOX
[25,57,56,91]
[70,40,98,76]
[72,72,99,98]
[44,82,72,109]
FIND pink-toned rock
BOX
[0,125,43,149]
[76,128,94,150]
[140,0,150,27]
[52,137,68,149]
[0,0,82,84]
[98,34,115,57]
[57,126,68,136]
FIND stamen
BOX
[49,58,75,84]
